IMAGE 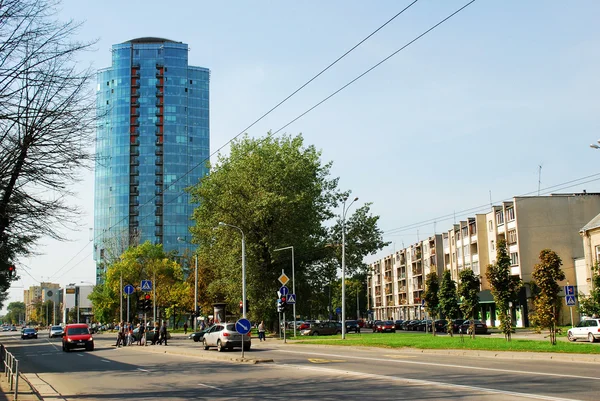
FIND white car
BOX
[567,318,600,342]
[49,325,64,338]
[202,323,250,352]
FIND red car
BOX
[298,321,315,331]
[373,320,396,333]
[62,323,94,352]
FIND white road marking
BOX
[277,349,600,381]
[101,360,111,363]
[274,363,582,401]
[197,383,222,390]
[137,368,149,372]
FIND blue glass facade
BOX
[94,38,209,283]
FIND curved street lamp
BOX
[217,222,247,318]
[341,196,358,340]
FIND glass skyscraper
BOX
[94,38,209,283]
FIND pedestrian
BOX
[115,321,125,347]
[159,321,168,346]
[152,322,160,345]
[258,320,265,342]
[183,322,188,335]
[137,323,145,346]
[127,325,134,346]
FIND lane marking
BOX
[384,354,416,359]
[277,349,600,381]
[101,360,111,363]
[308,358,346,364]
[197,383,222,390]
[137,368,149,372]
[273,363,582,401]
[77,353,84,357]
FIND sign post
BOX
[124,285,134,323]
[235,318,251,359]
[565,285,576,327]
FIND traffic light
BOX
[280,295,287,308]
[136,298,144,311]
[195,306,201,317]
[277,299,283,313]
[7,265,15,278]
[143,294,152,312]
[239,300,243,314]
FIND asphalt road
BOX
[1,331,599,400]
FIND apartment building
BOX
[578,212,600,297]
[23,282,61,323]
[369,193,600,327]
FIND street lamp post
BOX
[341,196,358,340]
[274,246,295,337]
[218,222,247,318]
[177,237,199,332]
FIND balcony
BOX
[155,168,163,175]
[156,63,164,68]
[155,90,163,97]
[129,207,139,216]
[130,148,139,156]
[156,100,163,107]
[412,266,423,276]
[155,218,162,226]
[131,71,140,79]
[155,119,163,126]
[131,118,139,126]
[155,139,163,146]
[130,110,140,117]
[130,157,139,166]
[130,167,139,176]
[398,286,406,293]
[130,128,140,136]
[129,217,139,226]
[156,71,164,78]
[155,128,163,136]
[155,188,162,196]
[131,80,140,88]
[129,198,139,206]
[155,157,163,165]
[155,178,163,186]
[155,198,163,206]
[154,229,163,237]
[131,90,140,98]
[131,100,140,107]
[156,80,164,88]
[130,178,139,186]
[129,186,139,196]
[155,206,163,215]
[155,148,163,156]
[155,108,163,116]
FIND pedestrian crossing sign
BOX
[141,280,152,291]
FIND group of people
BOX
[114,321,169,347]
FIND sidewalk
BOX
[0,372,40,401]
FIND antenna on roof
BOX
[489,190,493,208]
[538,164,543,196]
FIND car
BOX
[373,320,396,333]
[21,328,37,339]
[202,323,251,352]
[62,323,94,351]
[444,318,466,334]
[394,320,404,330]
[567,318,600,343]
[345,320,360,333]
[433,319,446,332]
[10,326,16,331]
[189,327,210,342]
[402,320,419,331]
[298,321,315,331]
[458,320,488,335]
[301,321,342,336]
[49,325,64,338]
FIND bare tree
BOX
[0,0,97,280]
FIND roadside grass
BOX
[291,333,600,354]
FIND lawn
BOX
[291,333,600,354]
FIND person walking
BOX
[159,321,168,346]
[258,320,266,342]
[152,322,160,345]
[137,323,145,346]
[183,322,188,335]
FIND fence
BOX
[1,344,19,400]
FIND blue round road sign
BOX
[124,284,135,295]
[335,307,342,314]
[235,318,251,335]
[279,285,289,296]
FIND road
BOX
[1,331,598,400]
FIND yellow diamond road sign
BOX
[278,273,290,285]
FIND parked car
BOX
[298,321,316,331]
[357,320,365,328]
[189,327,210,342]
[202,323,251,352]
[301,321,342,336]
[49,325,64,338]
[62,323,94,352]
[394,320,404,330]
[444,319,467,334]
[433,319,447,332]
[345,320,360,333]
[10,326,16,331]
[373,320,396,333]
[415,320,432,332]
[458,320,488,335]
[403,320,419,331]
[21,328,37,339]
[567,318,600,342]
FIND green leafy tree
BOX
[486,239,522,341]
[5,301,25,324]
[578,262,600,317]
[529,249,565,345]
[458,269,481,339]
[88,282,118,324]
[423,272,440,336]
[438,269,460,336]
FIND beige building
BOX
[24,282,61,323]
[368,193,600,327]
[579,212,600,296]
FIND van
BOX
[62,323,94,352]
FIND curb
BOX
[128,344,274,364]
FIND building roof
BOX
[581,212,600,233]
[124,37,181,44]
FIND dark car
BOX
[403,320,420,331]
[373,320,395,333]
[301,321,342,336]
[189,327,210,342]
[345,320,360,333]
[21,328,37,339]
[394,320,404,330]
[458,320,488,335]
[444,319,466,334]
[433,319,446,332]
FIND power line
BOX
[46,5,420,279]
[48,238,92,279]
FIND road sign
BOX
[287,294,296,304]
[278,273,289,285]
[124,284,135,295]
[566,295,576,306]
[279,285,289,296]
[564,285,575,296]
[422,299,426,306]
[141,280,152,291]
[235,318,251,335]
[335,307,341,314]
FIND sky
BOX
[6,0,600,310]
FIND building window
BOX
[464,245,470,256]
[456,231,461,241]
[506,207,515,221]
[452,253,455,263]
[510,252,519,266]
[490,240,495,251]
[508,230,517,244]
[496,211,504,225]
[488,220,493,232]
[595,245,600,263]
